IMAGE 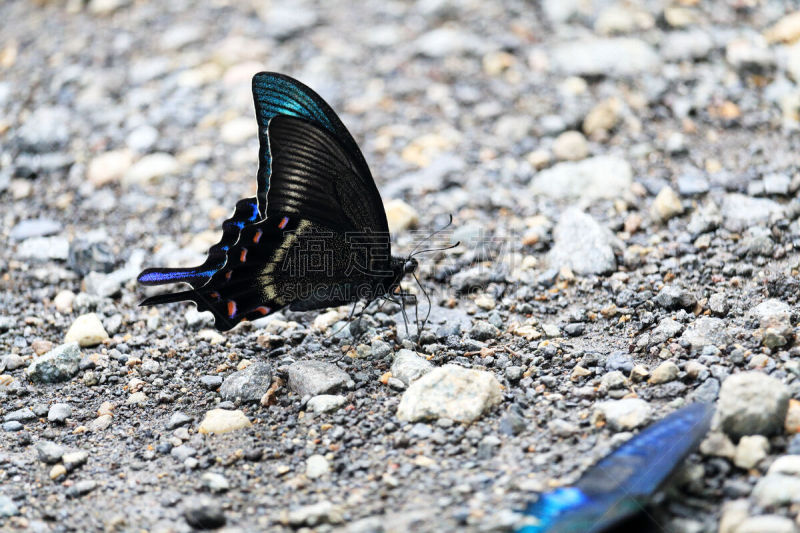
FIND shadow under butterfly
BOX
[138,72,452,332]
[516,403,713,533]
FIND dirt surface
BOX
[2,1,800,532]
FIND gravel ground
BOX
[2,0,800,532]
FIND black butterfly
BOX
[137,72,425,331]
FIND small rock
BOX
[123,153,179,186]
[90,415,113,431]
[305,454,330,479]
[651,186,684,221]
[184,497,226,529]
[655,285,697,310]
[36,440,65,464]
[547,209,617,275]
[62,450,89,471]
[66,480,97,498]
[49,464,67,480]
[48,403,72,423]
[384,199,418,233]
[752,475,800,507]
[287,361,354,397]
[1,354,25,371]
[552,131,588,161]
[717,372,790,439]
[126,124,158,152]
[470,321,499,341]
[649,361,679,384]
[734,435,769,469]
[201,472,229,493]
[27,342,81,383]
[583,98,621,136]
[680,317,731,350]
[765,11,800,43]
[594,398,652,431]
[9,218,62,241]
[87,150,133,187]
[397,364,503,423]
[736,515,797,533]
[0,495,19,517]
[768,455,800,476]
[530,155,632,201]
[720,194,783,232]
[286,501,343,527]
[220,117,255,144]
[198,409,251,434]
[708,294,729,316]
[4,408,35,423]
[16,106,70,152]
[127,391,147,405]
[700,432,736,460]
[651,318,684,344]
[785,400,800,434]
[199,375,222,390]
[550,38,660,77]
[64,313,109,347]
[17,236,70,261]
[167,412,193,430]
[219,362,272,402]
[53,290,75,313]
[306,395,346,414]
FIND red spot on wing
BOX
[227,300,237,318]
[254,306,270,315]
[225,271,233,281]
[210,291,220,300]
[240,248,248,262]
[252,229,263,243]
[278,216,289,229]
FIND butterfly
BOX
[516,403,713,533]
[137,72,423,331]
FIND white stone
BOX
[64,313,109,347]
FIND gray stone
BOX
[306,395,346,414]
[530,155,632,201]
[287,501,343,527]
[9,218,62,241]
[547,209,617,275]
[4,408,36,423]
[200,472,229,493]
[595,399,652,431]
[62,450,89,471]
[16,106,71,152]
[184,497,226,529]
[470,320,500,341]
[0,495,19,517]
[721,194,783,232]
[415,28,486,58]
[219,363,272,403]
[662,30,713,61]
[167,412,193,430]
[199,375,222,389]
[655,285,697,310]
[36,440,65,464]
[390,350,433,385]
[1,354,25,371]
[736,515,797,533]
[2,421,23,432]
[680,318,731,350]
[763,173,791,195]
[752,475,800,507]
[47,403,72,423]
[17,236,70,261]
[171,444,197,461]
[550,38,660,77]
[651,318,684,344]
[27,342,81,383]
[397,364,503,423]
[717,372,790,439]
[287,361,354,397]
[708,294,729,316]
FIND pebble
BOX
[64,313,109,347]
[530,155,632,201]
[127,391,147,405]
[547,209,617,275]
[1,354,25,371]
[390,350,433,385]
[651,318,684,344]
[47,403,72,423]
[53,290,76,313]
[66,480,97,498]
[2,421,23,432]
[286,501,343,527]
[305,454,330,479]
[87,150,133,186]
[9,218,62,241]
[733,435,769,469]
[287,361,354,397]
[63,450,89,471]
[736,515,798,533]
[198,409,251,434]
[123,153,179,186]
[414,27,486,58]
[90,415,113,431]
[17,236,70,261]
[220,117,256,144]
[167,412,193,430]
[126,125,158,152]
[384,199,418,233]
[27,342,81,383]
[551,131,588,161]
[0,495,19,517]
[16,106,70,152]
[397,364,503,423]
[201,472,229,493]
[4,407,36,423]
[184,497,226,529]
[662,30,713,62]
[700,432,736,460]
[785,400,800,434]
[594,399,652,431]
[649,361,679,384]
[655,286,697,311]
[550,38,660,76]
[765,11,800,43]
[720,194,783,232]
[768,455,800,476]
[470,320,500,341]
[219,362,272,402]
[306,394,346,414]
[651,186,684,221]
[752,474,800,507]
[680,317,731,350]
[583,98,621,136]
[717,372,790,439]
[36,440,65,464]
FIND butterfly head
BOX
[403,257,418,275]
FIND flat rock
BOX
[27,342,81,383]
[720,194,783,232]
[9,218,62,241]
[391,350,433,385]
[198,409,252,434]
[219,362,272,403]
[594,398,652,431]
[397,364,503,423]
[547,209,617,275]
[530,155,632,201]
[680,317,731,350]
[550,38,660,77]
[306,394,346,414]
[287,361,354,397]
[717,372,790,439]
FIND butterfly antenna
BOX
[410,240,461,258]
[407,214,455,257]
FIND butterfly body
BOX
[138,73,415,330]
